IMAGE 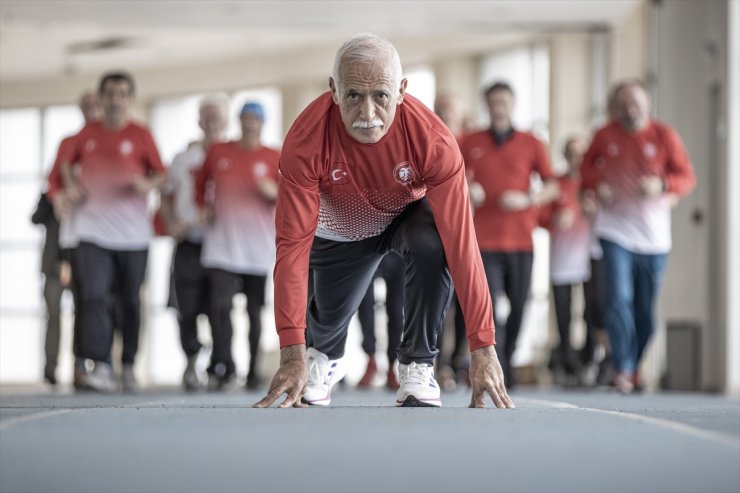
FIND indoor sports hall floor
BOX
[1,386,738,493]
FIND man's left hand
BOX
[499,190,531,211]
[132,177,156,196]
[468,346,515,409]
[638,175,664,198]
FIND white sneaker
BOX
[83,361,118,393]
[396,362,441,407]
[302,347,345,406]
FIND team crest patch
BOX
[120,140,133,156]
[218,158,232,171]
[644,143,657,158]
[607,143,619,157]
[393,162,415,185]
[254,162,268,177]
[85,139,97,152]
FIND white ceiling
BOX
[0,0,640,82]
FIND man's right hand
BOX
[596,182,615,205]
[52,188,84,220]
[468,346,515,409]
[499,190,531,211]
[253,344,309,409]
[167,221,190,240]
[199,207,214,226]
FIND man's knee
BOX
[78,289,106,308]
[404,225,445,265]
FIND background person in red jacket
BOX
[539,136,608,387]
[195,102,280,390]
[254,33,513,409]
[580,79,696,393]
[56,72,166,392]
[459,81,560,389]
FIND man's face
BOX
[564,140,585,172]
[200,104,227,140]
[486,89,514,130]
[616,84,650,131]
[240,113,263,141]
[100,80,132,123]
[330,59,406,144]
[79,93,102,124]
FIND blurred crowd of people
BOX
[32,67,694,395]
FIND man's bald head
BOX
[79,90,101,124]
[613,79,650,132]
[434,92,463,135]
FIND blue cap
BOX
[240,101,264,122]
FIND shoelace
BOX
[401,362,432,386]
[308,354,330,385]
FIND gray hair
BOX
[332,33,403,89]
[199,93,229,115]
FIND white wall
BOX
[653,0,734,392]
[727,0,740,397]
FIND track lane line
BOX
[517,396,740,449]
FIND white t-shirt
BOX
[163,142,206,243]
[58,213,78,250]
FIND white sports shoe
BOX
[82,361,118,393]
[302,347,346,406]
[396,362,441,407]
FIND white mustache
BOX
[352,118,383,129]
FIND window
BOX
[0,107,45,383]
[42,105,83,173]
[479,43,550,140]
[149,95,205,165]
[404,66,436,111]
[0,108,41,176]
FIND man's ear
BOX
[397,78,408,105]
[329,77,339,104]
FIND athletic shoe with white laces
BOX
[81,361,118,393]
[301,347,346,406]
[396,362,441,407]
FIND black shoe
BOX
[207,362,235,391]
[397,395,439,407]
[245,372,262,390]
[44,368,57,385]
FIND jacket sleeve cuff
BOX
[467,328,496,352]
[278,327,306,348]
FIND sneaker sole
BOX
[301,397,330,406]
[396,395,441,407]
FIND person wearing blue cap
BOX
[195,100,280,390]
[241,102,265,122]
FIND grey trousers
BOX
[307,199,453,365]
[43,275,64,373]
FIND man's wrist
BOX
[280,344,306,363]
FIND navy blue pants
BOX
[307,199,453,366]
[356,252,404,365]
[74,242,148,365]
